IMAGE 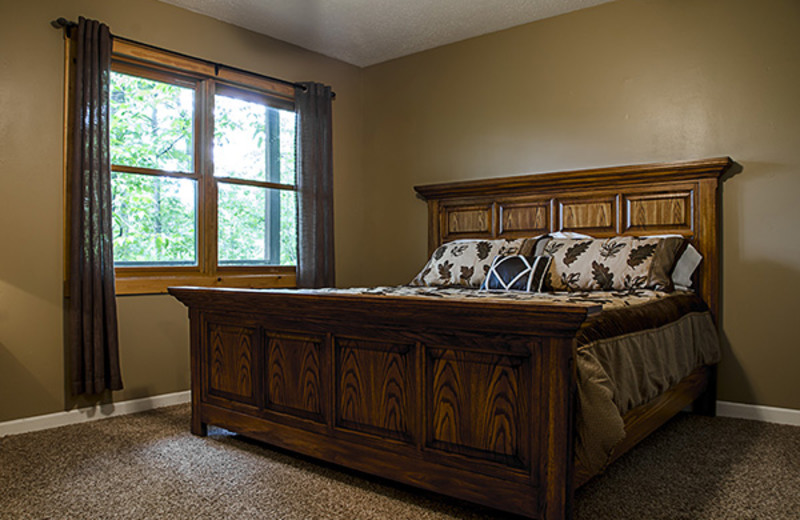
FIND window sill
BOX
[113,272,296,296]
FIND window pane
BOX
[112,172,197,265]
[218,183,297,266]
[279,189,297,266]
[110,72,194,172]
[214,94,296,184]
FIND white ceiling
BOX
[158,0,614,67]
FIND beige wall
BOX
[2,0,798,423]
[0,0,364,421]
[361,0,800,409]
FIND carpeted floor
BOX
[1,405,798,519]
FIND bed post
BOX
[188,307,208,436]
[692,364,718,417]
[426,199,440,256]
[541,336,577,520]
[691,169,729,417]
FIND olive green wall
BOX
[0,0,364,421]
[361,0,800,409]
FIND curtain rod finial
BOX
[51,17,77,29]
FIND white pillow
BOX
[671,243,702,289]
[548,231,594,239]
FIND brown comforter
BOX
[575,293,719,474]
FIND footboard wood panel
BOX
[170,287,596,519]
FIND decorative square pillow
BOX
[543,237,681,292]
[410,238,525,288]
[481,255,552,292]
[647,237,687,291]
[643,235,700,290]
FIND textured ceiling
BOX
[157,0,614,67]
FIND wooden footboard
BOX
[170,286,599,519]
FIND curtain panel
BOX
[295,82,335,288]
[68,17,123,394]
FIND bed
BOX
[169,156,733,520]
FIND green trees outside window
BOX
[109,68,298,269]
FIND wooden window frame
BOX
[65,39,299,295]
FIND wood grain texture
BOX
[540,336,576,520]
[427,348,529,469]
[441,203,494,242]
[201,401,540,516]
[190,308,207,436]
[414,157,733,199]
[557,196,616,234]
[499,200,550,236]
[335,337,414,441]
[265,332,324,422]
[207,322,257,404]
[624,191,692,233]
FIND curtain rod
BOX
[51,17,335,99]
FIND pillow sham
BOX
[409,238,525,288]
[481,255,552,292]
[642,235,702,290]
[543,236,682,292]
[671,243,702,289]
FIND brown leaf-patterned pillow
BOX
[410,238,525,288]
[543,237,681,292]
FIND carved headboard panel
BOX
[414,157,733,318]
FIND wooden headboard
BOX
[414,157,733,319]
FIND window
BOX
[214,86,297,267]
[110,67,198,267]
[103,41,298,294]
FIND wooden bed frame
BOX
[169,157,733,520]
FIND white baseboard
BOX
[2,394,797,437]
[0,390,190,437]
[717,400,800,427]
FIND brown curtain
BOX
[295,82,334,288]
[68,17,123,395]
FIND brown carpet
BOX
[1,405,798,519]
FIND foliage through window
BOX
[214,88,297,266]
[110,71,197,265]
[106,52,298,292]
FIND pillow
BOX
[642,235,702,290]
[671,243,702,289]
[543,236,682,292]
[409,238,525,288]
[519,235,551,257]
[481,255,552,292]
[548,231,594,239]
[518,232,592,264]
[646,237,687,291]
